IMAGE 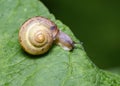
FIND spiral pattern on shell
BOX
[19,17,59,55]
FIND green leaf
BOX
[108,67,120,75]
[0,0,120,86]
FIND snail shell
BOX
[19,17,59,55]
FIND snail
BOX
[55,30,74,51]
[19,16,74,55]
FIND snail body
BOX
[55,31,74,51]
[19,17,74,55]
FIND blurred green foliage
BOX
[41,0,120,69]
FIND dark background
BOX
[41,0,120,69]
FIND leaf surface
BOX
[0,0,120,86]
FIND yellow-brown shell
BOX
[19,17,59,55]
